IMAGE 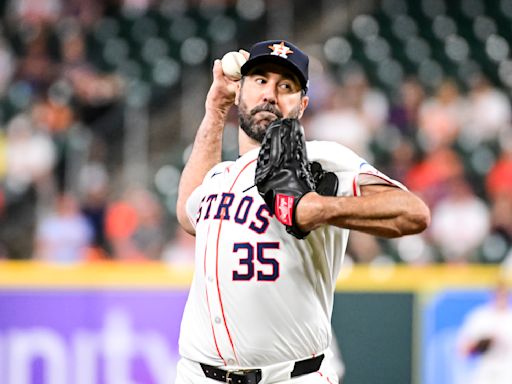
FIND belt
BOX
[200,354,324,384]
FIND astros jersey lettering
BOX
[179,140,405,368]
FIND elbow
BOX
[416,198,432,231]
[371,194,431,239]
[400,199,431,236]
[408,209,431,235]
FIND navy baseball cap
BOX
[241,40,309,92]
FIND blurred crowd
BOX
[0,0,511,267]
[0,0,162,262]
[304,66,512,265]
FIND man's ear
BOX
[297,96,309,118]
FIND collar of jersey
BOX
[238,147,260,163]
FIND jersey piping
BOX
[213,157,257,365]
[203,222,226,365]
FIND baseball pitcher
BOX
[175,40,430,384]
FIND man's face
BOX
[237,63,308,143]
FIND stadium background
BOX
[0,0,512,383]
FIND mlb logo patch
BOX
[275,194,295,226]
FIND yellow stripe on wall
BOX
[335,264,509,292]
[0,261,192,288]
[0,261,510,291]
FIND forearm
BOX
[176,108,228,233]
[176,58,239,234]
[297,188,430,238]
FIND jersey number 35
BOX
[232,242,280,282]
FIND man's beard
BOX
[238,100,301,143]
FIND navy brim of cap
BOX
[240,55,308,91]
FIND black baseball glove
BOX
[310,161,339,197]
[255,118,338,239]
[470,337,493,355]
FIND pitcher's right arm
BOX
[176,60,239,235]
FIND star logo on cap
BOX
[268,42,294,59]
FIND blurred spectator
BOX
[463,74,511,145]
[457,280,512,384]
[122,0,153,13]
[405,146,464,208]
[31,93,74,135]
[0,130,7,257]
[418,79,467,150]
[302,57,336,115]
[341,68,389,133]
[35,192,93,263]
[162,226,195,267]
[0,115,46,260]
[306,86,372,156]
[486,139,512,255]
[0,129,6,178]
[307,68,388,157]
[0,38,16,96]
[105,186,165,261]
[31,87,75,190]
[79,162,110,258]
[488,194,512,255]
[0,183,36,259]
[4,113,56,198]
[61,0,104,29]
[383,138,417,183]
[0,188,4,220]
[60,27,124,111]
[59,25,91,74]
[69,70,124,109]
[429,177,490,263]
[14,29,57,95]
[8,0,62,26]
[388,77,425,137]
[57,25,125,170]
[346,231,383,264]
[105,191,140,259]
[486,141,512,199]
[130,189,165,260]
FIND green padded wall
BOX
[332,292,414,384]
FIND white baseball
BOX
[221,51,247,80]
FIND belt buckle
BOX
[226,369,253,384]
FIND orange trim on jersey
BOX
[203,223,226,365]
[215,158,257,365]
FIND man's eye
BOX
[255,78,266,84]
[280,83,293,90]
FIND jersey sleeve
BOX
[306,140,407,197]
[184,161,234,229]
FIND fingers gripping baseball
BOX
[221,51,247,80]
[205,49,248,112]
[205,59,239,111]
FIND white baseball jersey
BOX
[179,140,405,369]
[458,303,512,384]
